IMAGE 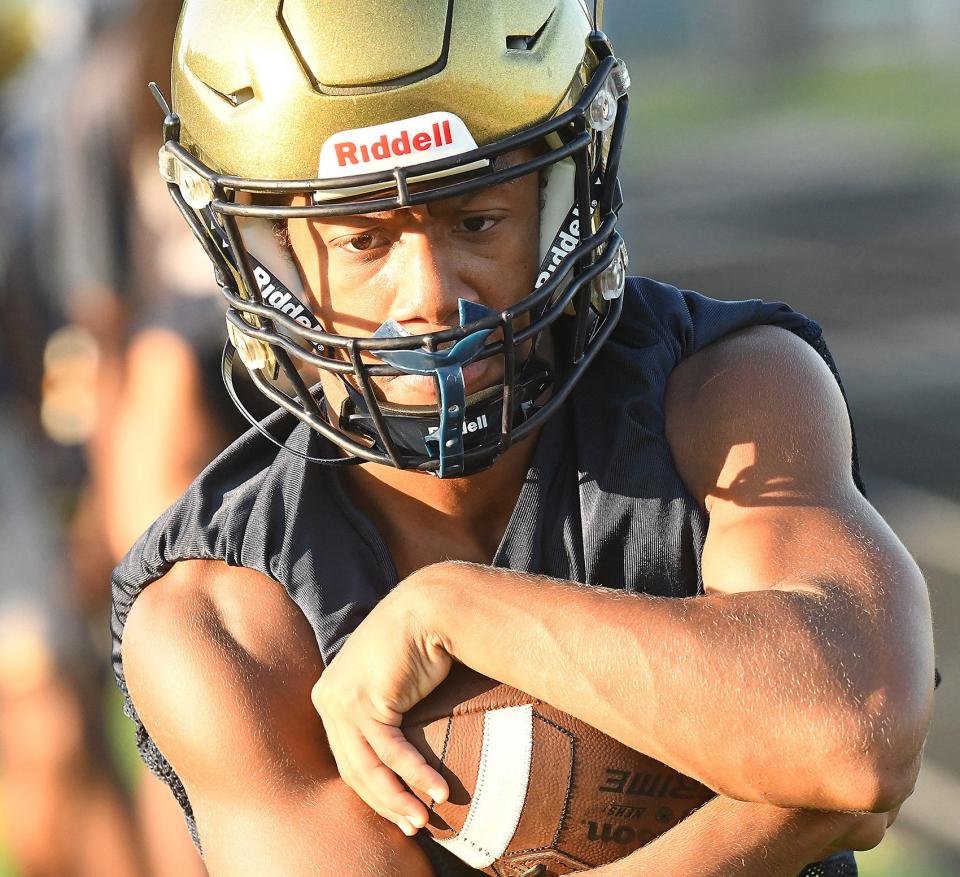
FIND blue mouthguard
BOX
[372,300,496,477]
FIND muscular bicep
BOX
[666,325,920,602]
[121,560,434,877]
[665,326,933,747]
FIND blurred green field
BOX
[858,834,956,877]
[632,53,960,164]
[0,847,14,877]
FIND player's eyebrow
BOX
[349,209,412,222]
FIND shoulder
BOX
[666,322,839,400]
[664,324,854,510]
[123,559,318,670]
[613,278,815,359]
[121,560,329,791]
[113,410,303,582]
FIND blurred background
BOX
[604,2,960,875]
[0,0,956,875]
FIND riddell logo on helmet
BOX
[334,120,453,167]
[427,413,489,436]
[535,183,602,290]
[535,209,582,289]
[319,112,478,178]
[254,266,313,328]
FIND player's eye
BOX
[457,216,497,234]
[336,230,389,253]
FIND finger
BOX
[366,722,449,804]
[344,727,434,827]
[396,817,419,837]
[325,721,422,835]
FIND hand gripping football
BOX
[401,662,715,876]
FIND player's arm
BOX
[582,796,895,877]
[408,326,934,813]
[121,559,435,877]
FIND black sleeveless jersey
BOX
[111,278,861,877]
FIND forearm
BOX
[409,563,918,811]
[582,796,873,877]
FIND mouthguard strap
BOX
[425,364,468,477]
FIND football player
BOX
[114,1,934,875]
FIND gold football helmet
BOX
[157,0,629,477]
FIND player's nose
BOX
[392,231,475,330]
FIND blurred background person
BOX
[2,0,255,874]
[47,0,265,872]
[1,1,957,875]
[0,1,146,875]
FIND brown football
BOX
[401,661,715,877]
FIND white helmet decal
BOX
[319,112,479,178]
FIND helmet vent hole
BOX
[202,81,255,108]
[506,10,553,51]
[228,87,255,107]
